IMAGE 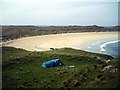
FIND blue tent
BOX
[42,59,64,67]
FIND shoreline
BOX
[75,37,119,57]
[3,32,118,51]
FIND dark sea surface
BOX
[76,38,120,58]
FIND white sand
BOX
[3,32,118,51]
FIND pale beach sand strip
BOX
[3,32,118,51]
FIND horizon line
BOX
[0,24,118,27]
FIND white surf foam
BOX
[88,47,92,49]
[100,40,120,52]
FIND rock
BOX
[106,59,111,63]
[102,65,112,71]
[101,64,107,69]
[110,68,118,72]
[73,80,80,87]
[50,48,55,50]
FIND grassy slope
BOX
[2,47,119,88]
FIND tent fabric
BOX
[42,59,64,67]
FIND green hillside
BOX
[2,47,119,88]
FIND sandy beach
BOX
[3,32,118,51]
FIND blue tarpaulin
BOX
[42,59,64,67]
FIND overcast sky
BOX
[1,0,119,26]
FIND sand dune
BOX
[4,32,118,51]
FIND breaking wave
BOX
[100,40,120,52]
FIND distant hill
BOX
[1,25,119,41]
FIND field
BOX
[2,47,120,88]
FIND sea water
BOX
[102,40,120,57]
[77,38,120,58]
